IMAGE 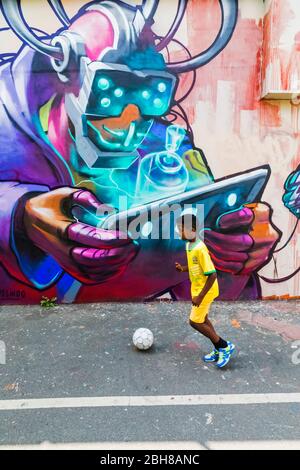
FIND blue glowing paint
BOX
[114,88,124,98]
[142,90,151,99]
[158,82,167,93]
[227,193,238,207]
[101,97,111,108]
[153,98,163,108]
[98,77,110,90]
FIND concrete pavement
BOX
[0,300,299,449]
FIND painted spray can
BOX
[135,125,188,204]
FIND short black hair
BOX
[176,213,198,230]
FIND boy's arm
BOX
[192,245,217,306]
[192,272,217,306]
[175,262,189,272]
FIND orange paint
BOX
[260,101,281,128]
[90,104,142,140]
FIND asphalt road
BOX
[0,300,300,450]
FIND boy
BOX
[175,214,235,368]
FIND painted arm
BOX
[0,181,62,288]
[1,182,139,290]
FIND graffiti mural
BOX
[283,165,300,219]
[0,0,298,304]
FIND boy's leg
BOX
[189,304,222,345]
[205,316,215,330]
[189,317,220,344]
[204,316,228,349]
[189,304,235,367]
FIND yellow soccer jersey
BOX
[186,239,219,299]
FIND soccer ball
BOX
[133,328,154,350]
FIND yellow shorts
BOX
[189,302,212,324]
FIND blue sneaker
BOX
[216,342,235,368]
[203,349,219,363]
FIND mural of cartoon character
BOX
[283,165,300,219]
[0,0,281,304]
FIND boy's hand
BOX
[192,295,204,306]
[175,262,183,272]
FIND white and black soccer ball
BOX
[133,328,154,350]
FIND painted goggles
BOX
[83,63,178,119]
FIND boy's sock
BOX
[214,338,228,350]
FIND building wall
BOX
[0,0,299,304]
[178,0,300,298]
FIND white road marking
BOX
[0,440,300,450]
[0,441,205,450]
[0,393,300,411]
[208,440,300,450]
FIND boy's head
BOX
[176,213,199,241]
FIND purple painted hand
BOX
[203,203,281,275]
[23,187,139,284]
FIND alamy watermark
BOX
[95,196,205,240]
[0,340,6,365]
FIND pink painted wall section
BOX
[261,0,300,96]
[175,0,299,298]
